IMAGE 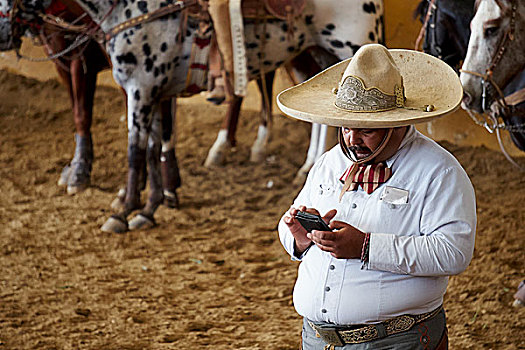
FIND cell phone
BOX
[295,211,331,232]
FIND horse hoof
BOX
[249,149,266,163]
[204,145,228,167]
[57,164,71,187]
[67,183,89,195]
[163,190,179,209]
[101,215,128,234]
[128,213,156,231]
[110,188,127,210]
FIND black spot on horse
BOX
[281,23,288,33]
[369,32,375,41]
[330,40,344,49]
[125,9,132,19]
[263,60,272,66]
[321,30,331,36]
[137,1,148,14]
[151,85,158,98]
[325,24,335,30]
[345,42,361,55]
[246,42,258,49]
[161,77,168,86]
[160,42,168,52]
[145,58,154,72]
[134,90,141,101]
[116,52,138,65]
[287,46,295,53]
[305,15,313,25]
[363,2,376,14]
[140,105,152,118]
[143,43,151,56]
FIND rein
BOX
[105,0,198,41]
[414,0,437,51]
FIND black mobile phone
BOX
[295,211,331,232]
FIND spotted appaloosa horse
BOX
[8,0,383,233]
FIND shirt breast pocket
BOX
[377,200,413,235]
[376,185,414,235]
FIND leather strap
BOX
[105,0,198,41]
[229,0,248,96]
[308,306,443,346]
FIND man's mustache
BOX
[349,145,371,154]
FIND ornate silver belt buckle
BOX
[315,328,345,347]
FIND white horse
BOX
[7,0,383,233]
[460,0,525,113]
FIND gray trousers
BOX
[301,308,447,350]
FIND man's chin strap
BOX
[338,128,394,201]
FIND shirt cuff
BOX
[367,233,402,273]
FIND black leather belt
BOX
[307,306,443,346]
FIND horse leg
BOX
[204,95,243,167]
[250,71,275,163]
[101,99,152,233]
[160,97,181,208]
[55,62,77,188]
[63,57,97,195]
[294,123,322,184]
[128,110,164,230]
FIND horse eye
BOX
[483,26,499,38]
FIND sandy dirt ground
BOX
[0,69,523,349]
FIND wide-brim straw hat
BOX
[277,44,463,128]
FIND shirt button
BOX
[321,309,327,313]
[329,265,335,270]
[318,189,323,195]
[351,203,357,209]
[325,286,331,292]
[390,203,396,209]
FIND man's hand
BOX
[283,206,337,255]
[307,220,366,259]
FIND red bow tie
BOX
[339,162,392,197]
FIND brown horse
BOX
[0,0,183,206]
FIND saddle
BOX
[241,0,306,20]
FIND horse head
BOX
[460,0,525,113]
[0,0,52,51]
[417,0,475,72]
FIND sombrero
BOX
[277,44,463,128]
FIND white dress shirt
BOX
[279,127,476,325]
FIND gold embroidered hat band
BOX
[276,44,463,128]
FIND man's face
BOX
[341,127,388,160]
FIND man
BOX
[276,44,476,349]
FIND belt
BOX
[307,306,443,346]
